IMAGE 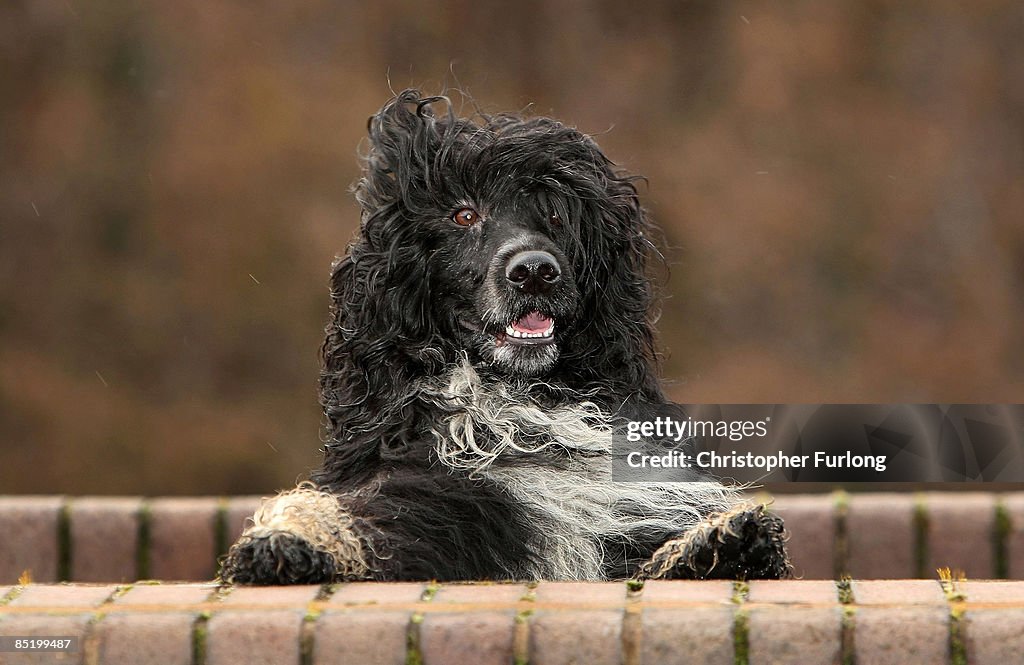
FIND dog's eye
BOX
[452,208,480,226]
[549,214,562,227]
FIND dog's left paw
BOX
[219,531,337,585]
[638,504,792,581]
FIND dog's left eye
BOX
[549,214,562,227]
[452,208,480,226]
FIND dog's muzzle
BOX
[466,233,576,375]
[492,239,571,348]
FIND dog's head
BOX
[323,90,662,425]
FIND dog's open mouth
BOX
[497,311,555,346]
[459,310,559,352]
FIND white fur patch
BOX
[426,360,737,580]
[248,483,371,579]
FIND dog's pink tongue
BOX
[512,311,551,333]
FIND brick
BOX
[315,583,424,665]
[850,581,950,665]
[960,581,1024,603]
[924,492,996,579]
[148,498,219,581]
[0,613,90,665]
[328,582,426,606]
[640,580,733,604]
[0,496,62,583]
[206,610,305,665]
[748,579,838,604]
[1003,492,1024,579]
[10,584,118,608]
[846,493,916,578]
[433,582,528,604]
[68,497,141,583]
[421,611,515,665]
[222,584,320,606]
[532,581,626,606]
[748,606,841,665]
[314,610,411,665]
[201,585,319,665]
[94,612,196,665]
[851,580,946,605]
[529,584,625,665]
[113,583,216,606]
[769,494,835,579]
[965,608,1024,665]
[530,608,622,665]
[223,496,262,546]
[641,606,734,665]
[854,605,949,665]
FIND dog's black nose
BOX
[506,250,561,295]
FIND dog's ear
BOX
[356,89,452,212]
[316,91,466,477]
[562,161,666,403]
[318,228,447,475]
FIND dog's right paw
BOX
[220,531,337,585]
[638,503,792,581]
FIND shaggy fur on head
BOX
[220,89,791,584]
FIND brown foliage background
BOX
[2,1,1023,495]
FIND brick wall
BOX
[0,496,261,585]
[769,491,1024,580]
[1,580,1023,664]
[3,493,1024,585]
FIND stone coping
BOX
[1,580,1022,664]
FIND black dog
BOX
[220,90,790,584]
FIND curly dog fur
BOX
[220,90,791,584]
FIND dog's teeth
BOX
[504,320,556,340]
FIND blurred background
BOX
[2,1,1023,495]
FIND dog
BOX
[220,90,791,584]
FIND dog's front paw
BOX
[639,504,792,581]
[220,531,337,585]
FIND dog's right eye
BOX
[452,208,481,226]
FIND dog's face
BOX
[434,194,580,376]
[344,91,656,385]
